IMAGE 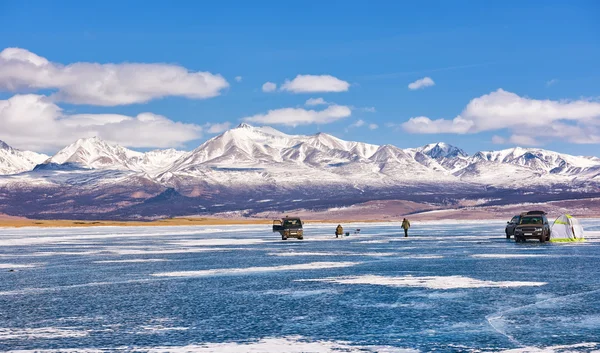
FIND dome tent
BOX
[550,214,585,242]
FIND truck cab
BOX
[273,217,304,240]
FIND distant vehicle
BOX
[273,217,304,240]
[514,211,551,243]
[505,215,521,238]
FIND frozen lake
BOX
[1,220,600,352]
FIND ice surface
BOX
[1,220,600,352]
[152,262,360,277]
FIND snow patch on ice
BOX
[300,275,546,289]
[93,259,168,263]
[171,239,268,247]
[0,327,89,340]
[152,262,360,278]
[261,289,338,297]
[5,336,420,352]
[497,342,599,352]
[269,251,396,257]
[0,263,38,269]
[472,254,549,259]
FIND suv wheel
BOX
[539,235,545,243]
[506,231,511,239]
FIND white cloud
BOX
[402,116,474,134]
[281,74,350,93]
[546,79,558,86]
[402,89,600,144]
[508,134,541,146]
[305,97,328,106]
[243,105,351,126]
[234,76,243,82]
[362,107,377,113]
[262,82,277,92]
[0,94,202,151]
[408,77,435,90]
[204,122,232,134]
[369,123,379,130]
[0,48,229,106]
[491,135,506,144]
[350,120,366,128]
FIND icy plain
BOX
[1,220,599,352]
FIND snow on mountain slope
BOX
[44,137,144,170]
[0,140,49,175]
[41,137,184,175]
[2,124,600,192]
[471,147,600,177]
[406,142,470,172]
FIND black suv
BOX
[273,217,304,240]
[514,211,551,243]
[505,215,521,239]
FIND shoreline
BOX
[0,217,400,228]
[1,215,598,229]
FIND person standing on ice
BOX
[401,218,411,237]
[335,224,344,238]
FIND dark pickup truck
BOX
[273,217,304,240]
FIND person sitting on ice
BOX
[335,224,344,238]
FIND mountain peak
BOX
[236,123,253,129]
[0,140,11,150]
[420,142,468,159]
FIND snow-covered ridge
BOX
[1,124,600,190]
[0,139,48,175]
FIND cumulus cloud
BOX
[262,82,277,92]
[305,97,328,106]
[349,120,366,128]
[280,75,350,93]
[0,47,229,106]
[362,107,377,113]
[235,76,243,82]
[204,122,232,134]
[403,116,474,134]
[0,94,202,151]
[402,89,600,144]
[369,123,379,130]
[243,105,351,126]
[508,135,541,146]
[408,77,435,90]
[491,135,506,144]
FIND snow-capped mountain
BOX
[1,124,600,220]
[470,147,600,177]
[0,140,49,175]
[41,137,184,175]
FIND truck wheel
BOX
[282,236,288,240]
[298,236,303,240]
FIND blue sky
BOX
[0,0,599,155]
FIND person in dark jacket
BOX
[335,224,343,238]
[401,218,411,237]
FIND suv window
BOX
[510,216,520,223]
[520,216,543,224]
[283,219,301,227]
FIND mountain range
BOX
[1,123,599,220]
